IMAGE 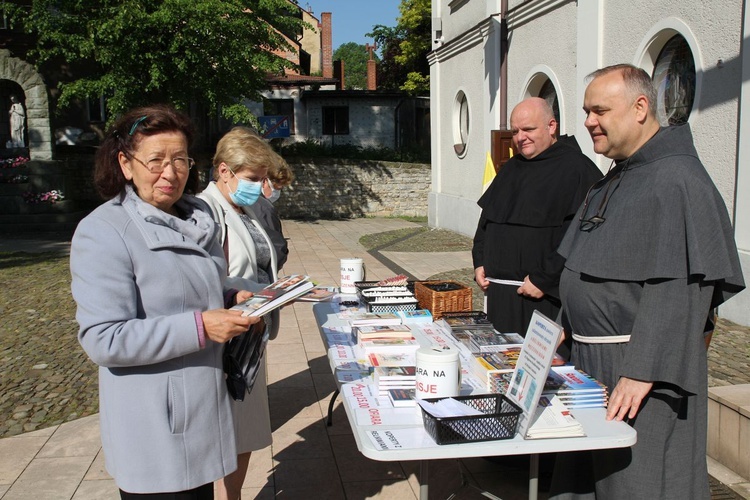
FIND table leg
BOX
[528,454,539,500]
[327,388,339,426]
[419,460,429,500]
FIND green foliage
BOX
[13,0,306,124]
[333,42,377,90]
[367,0,430,95]
[278,139,430,163]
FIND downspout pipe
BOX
[499,0,509,130]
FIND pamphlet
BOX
[525,395,585,439]
[486,277,525,287]
[505,310,564,439]
[232,275,314,316]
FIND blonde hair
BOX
[212,126,277,180]
[268,155,294,188]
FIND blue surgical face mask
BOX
[228,170,262,207]
[266,182,281,204]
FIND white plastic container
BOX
[340,257,365,294]
[415,346,461,399]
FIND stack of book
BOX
[469,349,518,391]
[355,324,420,355]
[338,311,402,327]
[373,366,417,397]
[542,366,609,408]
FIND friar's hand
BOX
[474,266,489,291]
[517,276,544,299]
[606,377,653,421]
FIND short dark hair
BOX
[588,64,657,116]
[94,104,194,200]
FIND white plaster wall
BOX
[507,3,579,136]
[436,0,494,43]
[603,1,743,214]
[429,29,492,236]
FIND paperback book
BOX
[338,311,402,327]
[355,324,413,340]
[232,275,314,317]
[387,388,417,407]
[397,309,433,324]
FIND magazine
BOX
[297,286,337,302]
[232,275,314,317]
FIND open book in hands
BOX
[232,275,314,317]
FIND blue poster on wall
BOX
[259,116,290,138]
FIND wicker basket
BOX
[414,281,472,319]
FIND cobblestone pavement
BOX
[0,225,748,440]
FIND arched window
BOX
[652,35,696,125]
[538,79,560,126]
[453,90,469,157]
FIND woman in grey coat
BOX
[70,105,259,499]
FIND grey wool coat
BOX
[70,186,237,494]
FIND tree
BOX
[368,0,430,95]
[10,0,306,124]
[333,42,377,90]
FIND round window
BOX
[453,91,469,156]
[652,35,696,125]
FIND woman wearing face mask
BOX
[250,155,294,271]
[198,126,278,500]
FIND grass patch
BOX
[359,227,426,250]
[359,227,474,253]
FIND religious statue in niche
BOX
[8,95,26,148]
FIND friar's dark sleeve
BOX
[472,215,487,269]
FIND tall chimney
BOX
[367,59,377,90]
[321,12,333,78]
[334,60,345,90]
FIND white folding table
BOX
[313,303,637,500]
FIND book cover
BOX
[397,309,433,324]
[359,337,420,354]
[232,275,314,317]
[338,311,402,327]
[336,370,372,383]
[374,365,417,381]
[356,324,413,339]
[547,367,608,394]
[368,352,416,367]
[388,388,417,407]
[439,311,494,330]
[297,286,337,302]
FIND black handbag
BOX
[223,320,268,401]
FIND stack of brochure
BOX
[526,394,585,439]
[542,366,609,409]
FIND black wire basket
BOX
[419,394,522,445]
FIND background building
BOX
[428,0,749,326]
